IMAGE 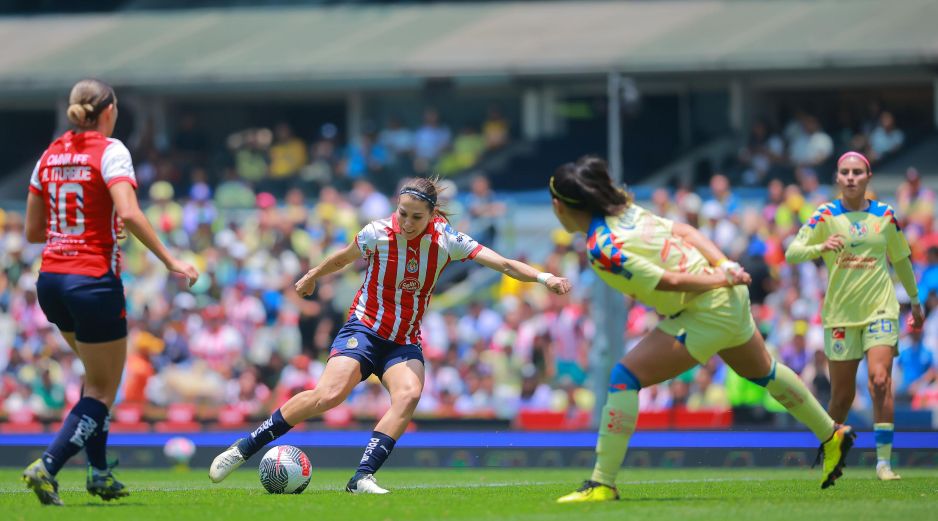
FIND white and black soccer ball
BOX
[258,445,312,494]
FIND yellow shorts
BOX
[657,285,757,364]
[824,319,899,361]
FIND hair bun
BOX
[66,103,87,125]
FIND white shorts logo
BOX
[347,337,359,349]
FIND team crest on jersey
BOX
[346,337,359,349]
[849,221,868,238]
[832,340,845,354]
[399,278,420,292]
[406,258,418,273]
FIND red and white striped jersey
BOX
[29,130,137,277]
[350,214,483,345]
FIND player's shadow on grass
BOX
[73,501,139,508]
[624,497,723,502]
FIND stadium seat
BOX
[323,405,353,428]
[154,403,201,433]
[0,409,45,433]
[215,406,248,431]
[673,408,733,429]
[110,403,151,433]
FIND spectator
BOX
[190,305,244,372]
[739,120,784,186]
[268,122,308,196]
[231,128,270,186]
[687,366,729,411]
[483,105,510,149]
[413,108,451,173]
[145,181,184,235]
[868,111,904,162]
[214,167,257,210]
[378,116,414,160]
[343,128,389,182]
[789,115,833,167]
[466,175,506,246]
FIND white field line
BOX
[1,477,774,494]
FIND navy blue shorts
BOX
[36,271,127,344]
[329,317,424,381]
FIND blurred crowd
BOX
[131,106,511,205]
[3,164,937,429]
[734,104,907,186]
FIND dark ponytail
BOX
[550,155,631,216]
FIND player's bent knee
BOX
[609,363,642,393]
[392,387,422,409]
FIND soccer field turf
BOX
[3,467,937,521]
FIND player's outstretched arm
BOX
[24,192,47,243]
[109,182,199,287]
[471,246,571,295]
[295,242,361,297]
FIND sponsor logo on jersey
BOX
[406,258,418,273]
[832,328,846,340]
[399,278,420,292]
[849,241,864,248]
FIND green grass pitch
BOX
[3,467,937,521]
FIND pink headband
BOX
[837,151,870,170]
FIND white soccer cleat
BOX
[209,440,246,483]
[876,464,901,481]
[346,473,389,494]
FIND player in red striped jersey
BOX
[21,79,199,506]
[210,177,571,493]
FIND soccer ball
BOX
[163,436,196,467]
[258,445,312,494]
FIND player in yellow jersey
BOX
[786,151,924,481]
[548,156,853,503]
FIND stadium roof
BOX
[1,0,937,94]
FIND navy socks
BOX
[42,397,109,475]
[237,409,293,459]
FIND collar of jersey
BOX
[587,214,608,238]
[834,199,879,215]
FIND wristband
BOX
[718,260,741,283]
[716,258,730,267]
[537,272,554,285]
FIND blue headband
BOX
[400,188,436,207]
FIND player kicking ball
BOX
[548,156,854,503]
[786,152,923,481]
[210,177,571,493]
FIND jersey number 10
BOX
[48,182,85,235]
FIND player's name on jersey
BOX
[41,166,92,182]
[46,153,91,166]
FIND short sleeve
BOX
[800,206,830,245]
[441,222,482,262]
[884,206,911,262]
[101,140,137,188]
[29,158,42,195]
[355,222,380,258]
